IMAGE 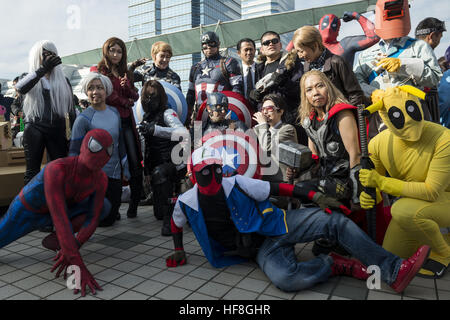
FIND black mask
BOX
[143,95,161,114]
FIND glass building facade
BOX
[241,0,295,46]
[128,0,241,93]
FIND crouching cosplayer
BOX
[165,146,430,293]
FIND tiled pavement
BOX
[0,204,448,301]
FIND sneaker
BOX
[330,252,369,280]
[390,245,431,293]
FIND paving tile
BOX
[409,276,437,289]
[263,284,296,300]
[224,264,256,276]
[22,261,52,274]
[93,283,128,300]
[95,256,124,268]
[223,288,259,300]
[173,276,207,291]
[197,282,232,298]
[247,268,270,281]
[46,288,80,300]
[236,277,270,293]
[7,292,41,300]
[131,265,162,278]
[112,260,142,273]
[293,290,329,300]
[14,275,48,290]
[151,270,184,285]
[114,290,149,300]
[0,264,15,276]
[95,268,126,283]
[332,284,368,300]
[367,290,402,300]
[403,285,437,300]
[155,286,192,300]
[212,272,245,287]
[185,292,217,300]
[309,278,338,295]
[28,281,66,298]
[189,267,220,281]
[133,279,168,296]
[112,274,146,289]
[257,294,283,300]
[437,290,450,300]
[0,284,23,299]
[330,296,351,300]
[0,269,32,283]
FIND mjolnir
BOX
[278,142,314,209]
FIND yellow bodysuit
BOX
[359,86,450,278]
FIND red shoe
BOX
[42,232,60,252]
[390,245,431,293]
[330,252,369,280]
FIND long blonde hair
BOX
[292,26,325,53]
[298,70,348,123]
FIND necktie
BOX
[245,66,254,99]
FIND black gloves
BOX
[42,54,62,74]
[342,11,359,22]
[137,121,155,138]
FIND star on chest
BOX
[201,66,213,77]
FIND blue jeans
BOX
[256,207,402,292]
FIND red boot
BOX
[390,245,431,293]
[330,252,369,280]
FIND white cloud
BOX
[0,0,128,80]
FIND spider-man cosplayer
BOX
[0,129,113,297]
[166,146,430,293]
[288,12,380,66]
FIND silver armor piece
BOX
[326,141,340,156]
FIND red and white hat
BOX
[191,146,223,172]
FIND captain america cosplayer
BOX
[186,31,244,125]
[166,146,431,293]
[0,129,113,297]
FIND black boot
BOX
[127,200,138,219]
[161,205,173,237]
[127,176,142,218]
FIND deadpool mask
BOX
[194,164,223,196]
[319,14,341,43]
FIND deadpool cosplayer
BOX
[318,12,380,66]
[0,129,113,297]
[165,146,430,294]
[137,80,188,236]
[186,31,244,125]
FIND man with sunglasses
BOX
[250,31,306,144]
[186,31,243,128]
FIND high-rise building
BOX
[241,0,295,46]
[128,0,241,93]
[241,0,295,19]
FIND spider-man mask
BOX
[319,14,341,43]
[79,129,113,171]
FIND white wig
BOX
[81,72,113,97]
[23,40,73,122]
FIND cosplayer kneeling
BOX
[166,146,430,293]
[360,85,450,279]
[0,129,113,296]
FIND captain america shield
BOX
[135,81,188,124]
[200,130,261,179]
[196,91,254,128]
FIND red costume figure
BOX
[319,12,380,66]
[0,129,113,297]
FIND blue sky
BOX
[0,0,448,80]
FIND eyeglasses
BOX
[262,38,280,47]
[261,105,278,113]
